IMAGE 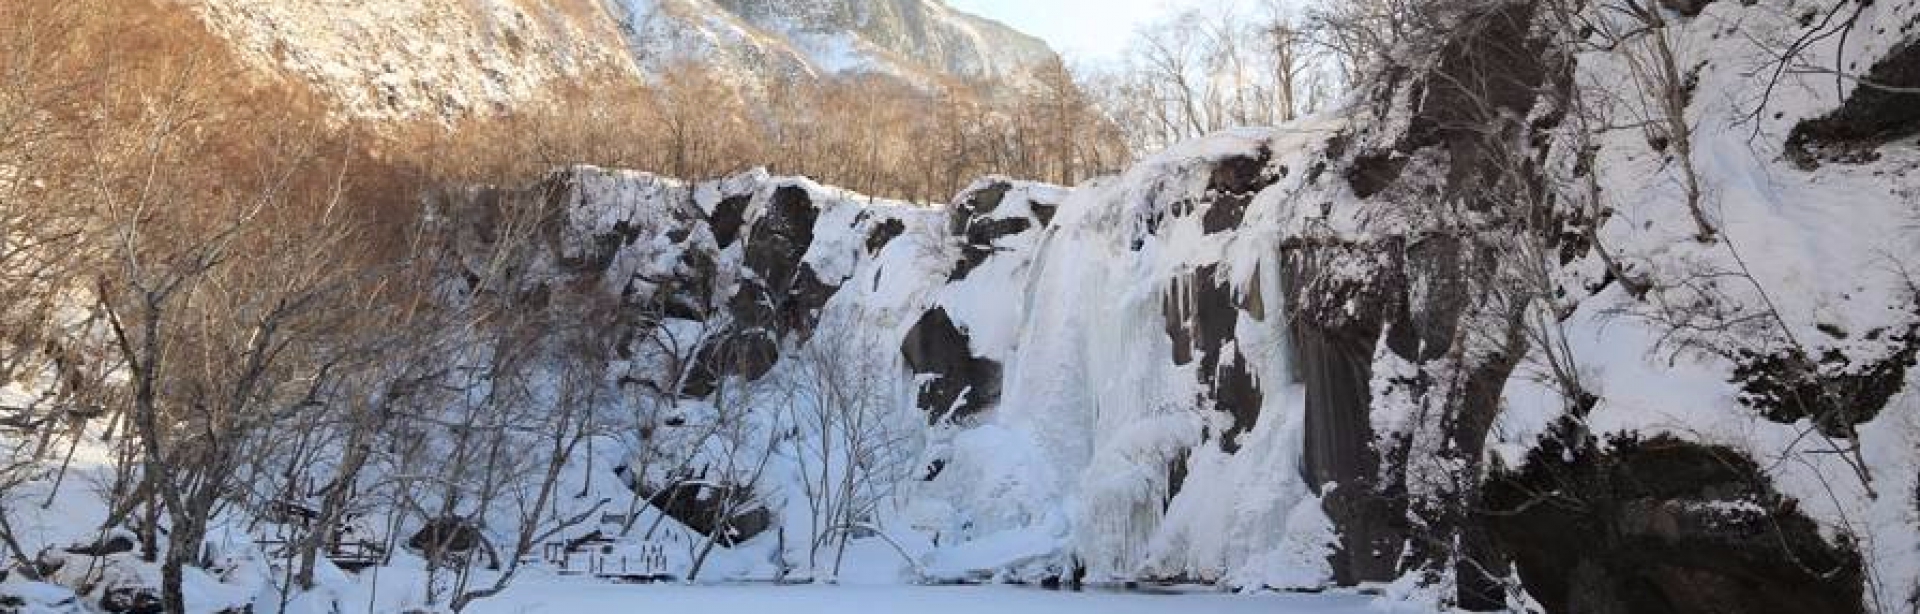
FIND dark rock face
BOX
[1286,236,1517,606]
[1283,0,1574,600]
[1341,0,1558,204]
[1281,243,1407,585]
[656,243,722,322]
[710,194,751,248]
[1162,264,1263,452]
[901,308,1002,423]
[867,218,906,254]
[1141,151,1285,247]
[747,188,841,341]
[434,170,862,401]
[948,181,1050,282]
[951,217,1031,282]
[1164,452,1190,510]
[690,185,841,391]
[1030,201,1059,227]
[781,265,840,340]
[1199,147,1280,234]
[949,181,1010,235]
[1787,40,1920,168]
[1485,425,1866,614]
[742,186,820,294]
[1733,320,1919,437]
[580,219,643,274]
[1278,234,1521,601]
[682,326,781,398]
[1346,152,1408,200]
[647,483,772,546]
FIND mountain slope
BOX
[190,0,641,120]
[187,0,1061,120]
[642,0,1058,84]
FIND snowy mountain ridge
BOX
[625,0,1057,87]
[186,0,1059,120]
[190,0,640,121]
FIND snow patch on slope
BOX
[192,0,640,120]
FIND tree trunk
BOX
[161,546,188,614]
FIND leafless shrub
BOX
[780,332,916,580]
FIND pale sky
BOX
[945,0,1218,65]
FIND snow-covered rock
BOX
[190,0,641,121]
[623,0,1056,90]
[417,2,1920,612]
[14,1,1914,613]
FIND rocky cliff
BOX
[415,0,1920,612]
[28,0,1903,612]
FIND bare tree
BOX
[655,326,785,583]
[80,40,389,605]
[445,312,615,613]
[1089,2,1335,155]
[1303,0,1425,81]
[1606,0,1715,241]
[780,333,915,580]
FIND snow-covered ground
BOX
[463,579,1394,614]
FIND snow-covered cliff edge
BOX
[7,1,1915,613]
[414,1,1919,610]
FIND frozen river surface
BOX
[465,580,1405,614]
